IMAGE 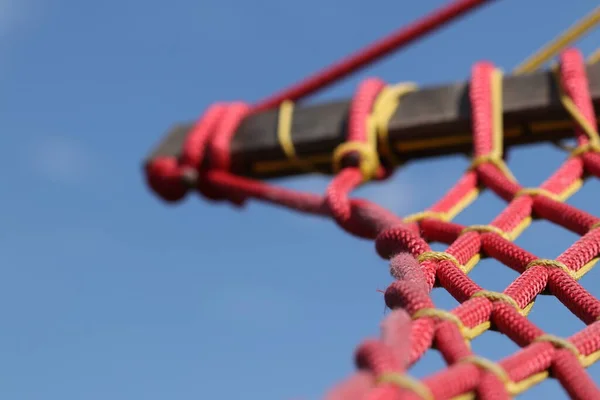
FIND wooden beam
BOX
[144,63,600,179]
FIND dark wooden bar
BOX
[144,63,600,179]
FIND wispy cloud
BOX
[0,1,89,185]
[0,0,43,81]
[29,135,93,184]
[0,0,20,36]
[360,178,417,216]
[0,0,35,39]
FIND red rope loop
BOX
[145,102,249,205]
[326,79,393,227]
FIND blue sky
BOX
[1,0,600,399]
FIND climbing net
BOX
[144,2,600,399]
[321,49,600,400]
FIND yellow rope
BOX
[560,92,600,145]
[513,6,600,74]
[470,290,522,313]
[404,186,480,227]
[552,67,600,147]
[277,100,318,172]
[332,81,419,180]
[376,372,434,400]
[514,187,561,202]
[372,82,417,166]
[460,356,511,384]
[589,48,600,65]
[417,251,462,269]
[403,211,448,223]
[511,6,600,161]
[525,259,576,279]
[402,210,448,223]
[412,308,467,336]
[533,334,581,359]
[458,355,553,396]
[571,141,600,157]
[332,139,380,181]
[470,155,516,182]
[461,224,511,240]
[490,69,504,161]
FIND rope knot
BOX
[145,102,250,206]
[332,139,381,182]
[331,78,391,183]
[145,157,189,203]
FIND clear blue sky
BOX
[1,0,599,399]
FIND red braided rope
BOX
[324,49,600,399]
[252,0,496,112]
[145,0,495,208]
[143,1,600,397]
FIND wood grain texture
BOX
[145,63,600,179]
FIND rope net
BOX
[321,49,600,399]
[143,3,600,399]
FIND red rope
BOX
[324,49,600,399]
[252,0,497,112]
[146,48,600,399]
[146,0,496,207]
[143,0,600,395]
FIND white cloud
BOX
[0,0,42,78]
[359,177,417,216]
[29,136,92,184]
[0,0,33,39]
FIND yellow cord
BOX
[514,187,561,202]
[490,68,504,161]
[461,224,511,240]
[510,6,600,169]
[412,308,467,336]
[589,48,600,65]
[533,334,581,359]
[332,139,380,181]
[332,82,417,181]
[460,356,511,385]
[372,82,418,165]
[550,67,600,147]
[470,290,521,313]
[514,6,600,74]
[377,372,434,400]
[469,68,517,182]
[417,251,462,269]
[571,142,600,157]
[525,259,576,279]
[403,210,448,223]
[277,100,318,172]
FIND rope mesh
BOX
[143,4,600,398]
[321,49,600,399]
[146,48,600,399]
